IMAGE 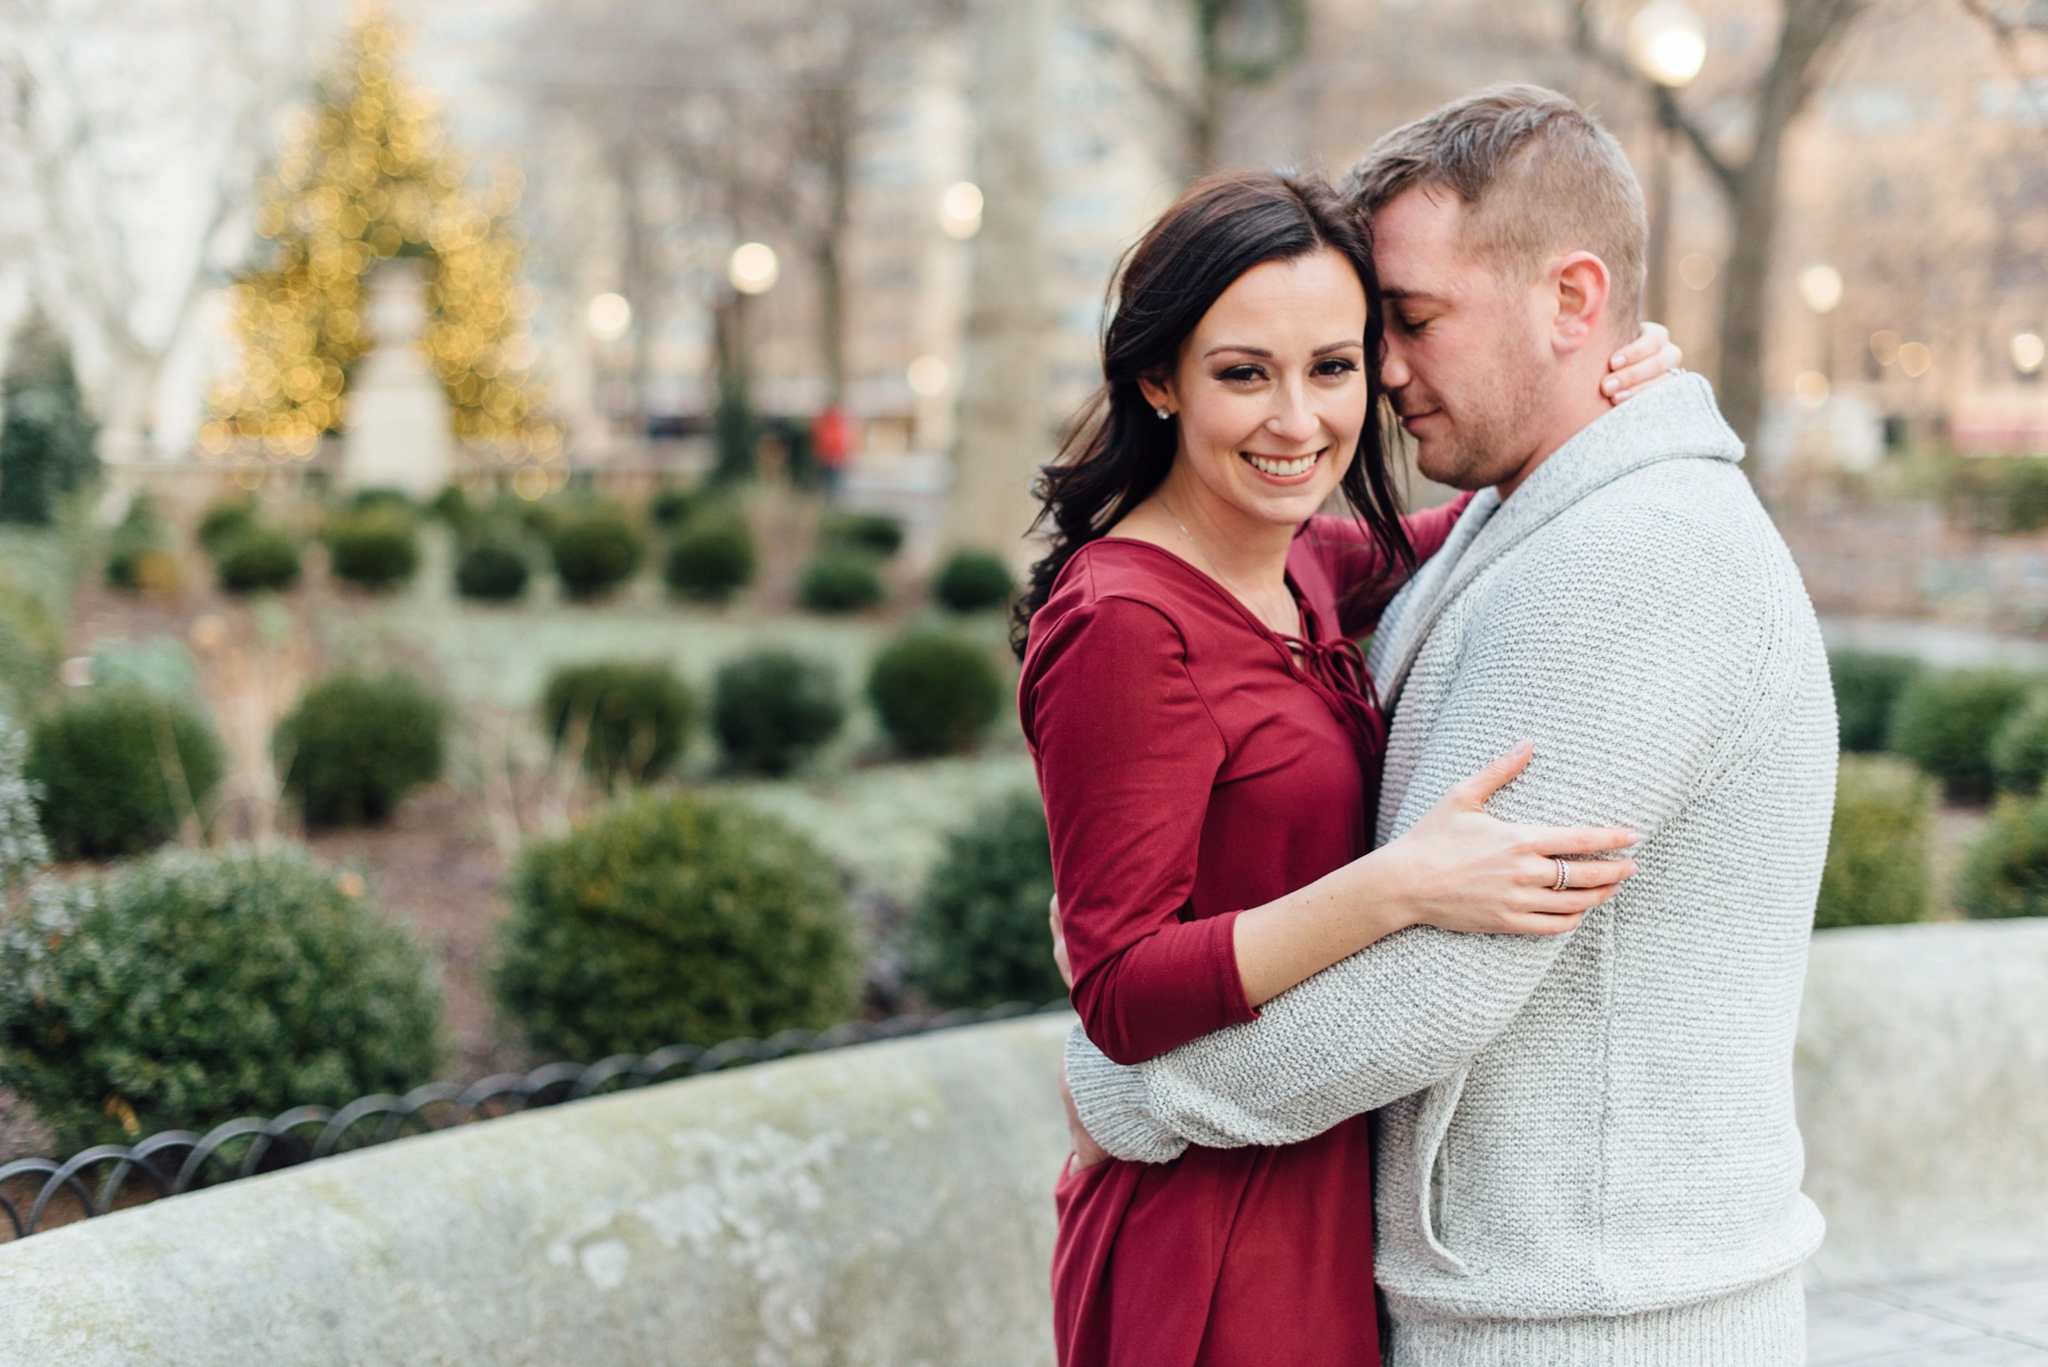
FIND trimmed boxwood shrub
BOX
[542,660,695,788]
[650,486,704,530]
[195,494,257,554]
[454,536,530,602]
[545,499,646,599]
[0,845,443,1149]
[1816,755,1935,930]
[429,484,475,530]
[799,548,885,613]
[491,791,859,1059]
[1887,668,2038,802]
[1957,792,2048,919]
[664,513,756,602]
[214,525,302,594]
[933,549,1014,613]
[278,671,447,828]
[106,496,168,591]
[1992,694,2048,795]
[821,510,904,558]
[907,791,1063,1008]
[1828,651,1922,754]
[323,505,420,591]
[29,687,222,859]
[710,649,845,775]
[867,632,1002,757]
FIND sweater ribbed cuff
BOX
[1063,1023,1188,1164]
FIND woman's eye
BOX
[1216,365,1265,383]
[1313,358,1361,377]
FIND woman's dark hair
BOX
[1010,170,1412,657]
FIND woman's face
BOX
[1140,247,1370,530]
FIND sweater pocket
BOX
[1413,1066,1472,1276]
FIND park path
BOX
[1810,1262,2048,1364]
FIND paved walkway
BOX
[1811,1262,2048,1364]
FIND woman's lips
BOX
[1240,449,1322,483]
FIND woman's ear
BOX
[1137,373,1176,417]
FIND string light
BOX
[203,7,556,461]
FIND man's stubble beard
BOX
[1411,338,1551,494]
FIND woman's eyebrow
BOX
[1201,340,1364,360]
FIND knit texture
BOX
[1063,373,1834,1342]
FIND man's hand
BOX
[1061,1062,1111,1173]
[1049,893,1074,989]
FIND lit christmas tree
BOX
[202,6,556,470]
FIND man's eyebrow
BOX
[1382,288,1450,305]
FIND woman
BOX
[1015,172,1677,1367]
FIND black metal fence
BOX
[0,1000,1066,1243]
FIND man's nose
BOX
[1381,338,1413,392]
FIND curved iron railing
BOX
[0,1000,1066,1243]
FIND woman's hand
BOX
[1061,1063,1111,1174]
[1603,321,1682,405]
[1377,741,1639,936]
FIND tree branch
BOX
[1569,0,1742,196]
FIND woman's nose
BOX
[1268,385,1319,443]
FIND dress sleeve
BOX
[1024,593,1255,1065]
[1295,495,1476,637]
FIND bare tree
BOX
[1574,0,1869,450]
[0,0,319,460]
[1086,0,1310,179]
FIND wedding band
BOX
[1553,858,1571,892]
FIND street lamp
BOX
[2014,331,2046,378]
[728,242,780,296]
[938,182,984,241]
[1628,1,1706,324]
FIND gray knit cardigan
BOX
[1064,373,1836,1356]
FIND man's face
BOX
[1373,186,1549,491]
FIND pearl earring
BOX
[1156,406,1171,420]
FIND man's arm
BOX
[1066,499,1772,1162]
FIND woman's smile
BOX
[1242,448,1325,482]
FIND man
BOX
[1061,85,1835,1364]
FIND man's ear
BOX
[1548,251,1612,356]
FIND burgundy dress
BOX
[1019,501,1469,1367]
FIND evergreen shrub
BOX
[105,497,171,592]
[799,548,884,613]
[454,536,530,602]
[541,660,695,788]
[1816,755,1935,930]
[1992,694,2048,795]
[196,495,258,554]
[28,686,223,858]
[1958,792,2048,919]
[278,671,446,828]
[1828,651,1922,754]
[821,510,904,558]
[932,550,1015,613]
[710,649,844,774]
[664,513,756,601]
[323,505,420,591]
[0,315,97,527]
[429,484,475,530]
[214,526,301,594]
[0,845,443,1149]
[1888,668,2038,802]
[545,499,645,599]
[866,632,1002,757]
[907,791,1063,1008]
[650,486,703,530]
[491,791,858,1059]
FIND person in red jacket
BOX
[812,404,853,502]
[1012,170,1676,1367]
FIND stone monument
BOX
[343,259,453,495]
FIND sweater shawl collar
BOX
[1368,372,1743,708]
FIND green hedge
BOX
[0,845,443,1149]
[278,671,447,828]
[546,499,646,599]
[664,513,756,602]
[820,510,903,558]
[799,548,884,613]
[867,632,1002,757]
[323,505,420,590]
[1957,793,2048,919]
[710,649,844,775]
[1827,651,1922,754]
[1816,755,1935,929]
[906,791,1063,1008]
[541,660,695,788]
[491,791,859,1059]
[1887,668,2037,802]
[29,687,223,858]
[933,550,1015,613]
[454,536,531,601]
[214,526,302,594]
[196,495,257,554]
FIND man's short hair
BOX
[1345,84,1648,327]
